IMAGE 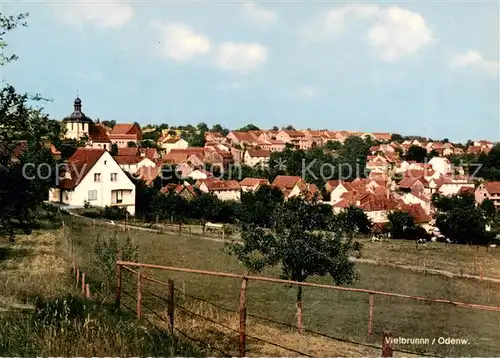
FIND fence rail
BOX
[113,260,500,357]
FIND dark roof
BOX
[88,123,111,142]
[63,97,92,123]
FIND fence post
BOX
[368,293,374,335]
[85,283,91,298]
[189,227,192,239]
[115,252,122,309]
[81,272,86,294]
[136,270,142,319]
[382,331,393,357]
[76,266,80,288]
[480,262,484,280]
[222,229,225,241]
[239,277,248,357]
[167,279,175,333]
[179,222,182,233]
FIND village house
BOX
[205,132,227,143]
[135,165,162,186]
[115,156,155,174]
[272,175,303,198]
[428,157,452,176]
[401,191,432,214]
[244,149,271,167]
[398,176,428,194]
[49,148,136,214]
[475,182,500,207]
[185,169,213,180]
[109,123,143,148]
[226,131,259,148]
[158,137,188,154]
[436,175,474,197]
[197,179,241,201]
[117,147,139,156]
[161,183,197,200]
[239,178,270,192]
[139,148,160,161]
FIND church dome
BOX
[63,96,92,123]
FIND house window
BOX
[71,123,74,130]
[104,160,107,165]
[115,190,123,204]
[104,144,107,150]
[82,123,84,130]
[110,173,117,182]
[94,173,101,182]
[88,190,97,201]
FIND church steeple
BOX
[74,97,82,112]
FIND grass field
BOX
[67,216,500,357]
[0,227,204,356]
[359,237,500,279]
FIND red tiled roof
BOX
[136,166,162,185]
[272,175,302,190]
[458,186,475,195]
[170,147,205,157]
[114,155,143,165]
[203,179,241,191]
[139,148,158,160]
[484,182,500,195]
[118,147,139,156]
[59,148,105,189]
[110,123,135,135]
[240,178,269,186]
[247,149,270,158]
[399,177,427,189]
[89,124,111,142]
[229,131,259,142]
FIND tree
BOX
[283,125,295,130]
[480,199,496,221]
[110,143,118,156]
[101,120,116,128]
[391,133,404,143]
[230,197,360,333]
[127,141,137,147]
[133,121,141,129]
[0,13,60,241]
[405,145,428,163]
[197,122,209,132]
[387,210,416,240]
[272,126,279,131]
[324,140,342,151]
[238,124,260,132]
[210,124,229,136]
[240,185,284,227]
[335,206,372,236]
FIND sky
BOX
[1,0,499,142]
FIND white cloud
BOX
[241,2,278,28]
[213,42,267,73]
[450,50,498,76]
[51,0,133,28]
[151,21,211,62]
[303,4,433,62]
[298,86,318,99]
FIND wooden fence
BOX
[112,260,500,357]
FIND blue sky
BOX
[1,0,498,142]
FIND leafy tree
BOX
[391,133,404,143]
[133,121,141,129]
[405,145,428,163]
[272,126,279,131]
[110,143,118,156]
[0,13,60,241]
[240,185,284,227]
[480,199,496,221]
[229,197,360,333]
[324,140,342,151]
[159,123,169,130]
[197,122,209,132]
[127,141,137,147]
[335,206,372,236]
[283,125,295,130]
[101,120,116,128]
[210,124,229,136]
[387,210,416,240]
[238,124,260,132]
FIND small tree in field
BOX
[229,197,360,334]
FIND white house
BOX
[185,169,213,180]
[330,181,352,204]
[198,179,241,201]
[239,178,270,192]
[115,156,155,174]
[428,157,452,175]
[244,149,270,167]
[49,148,136,215]
[159,138,188,154]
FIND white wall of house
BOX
[438,183,474,197]
[401,193,431,214]
[330,184,349,204]
[65,121,89,140]
[187,170,210,180]
[429,157,452,175]
[50,151,136,214]
[85,141,111,150]
[162,138,188,153]
[199,183,241,201]
[366,210,387,223]
[243,152,269,167]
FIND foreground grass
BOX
[0,229,203,356]
[68,217,500,356]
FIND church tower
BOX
[63,97,92,140]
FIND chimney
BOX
[356,200,361,206]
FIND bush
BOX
[102,206,128,221]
